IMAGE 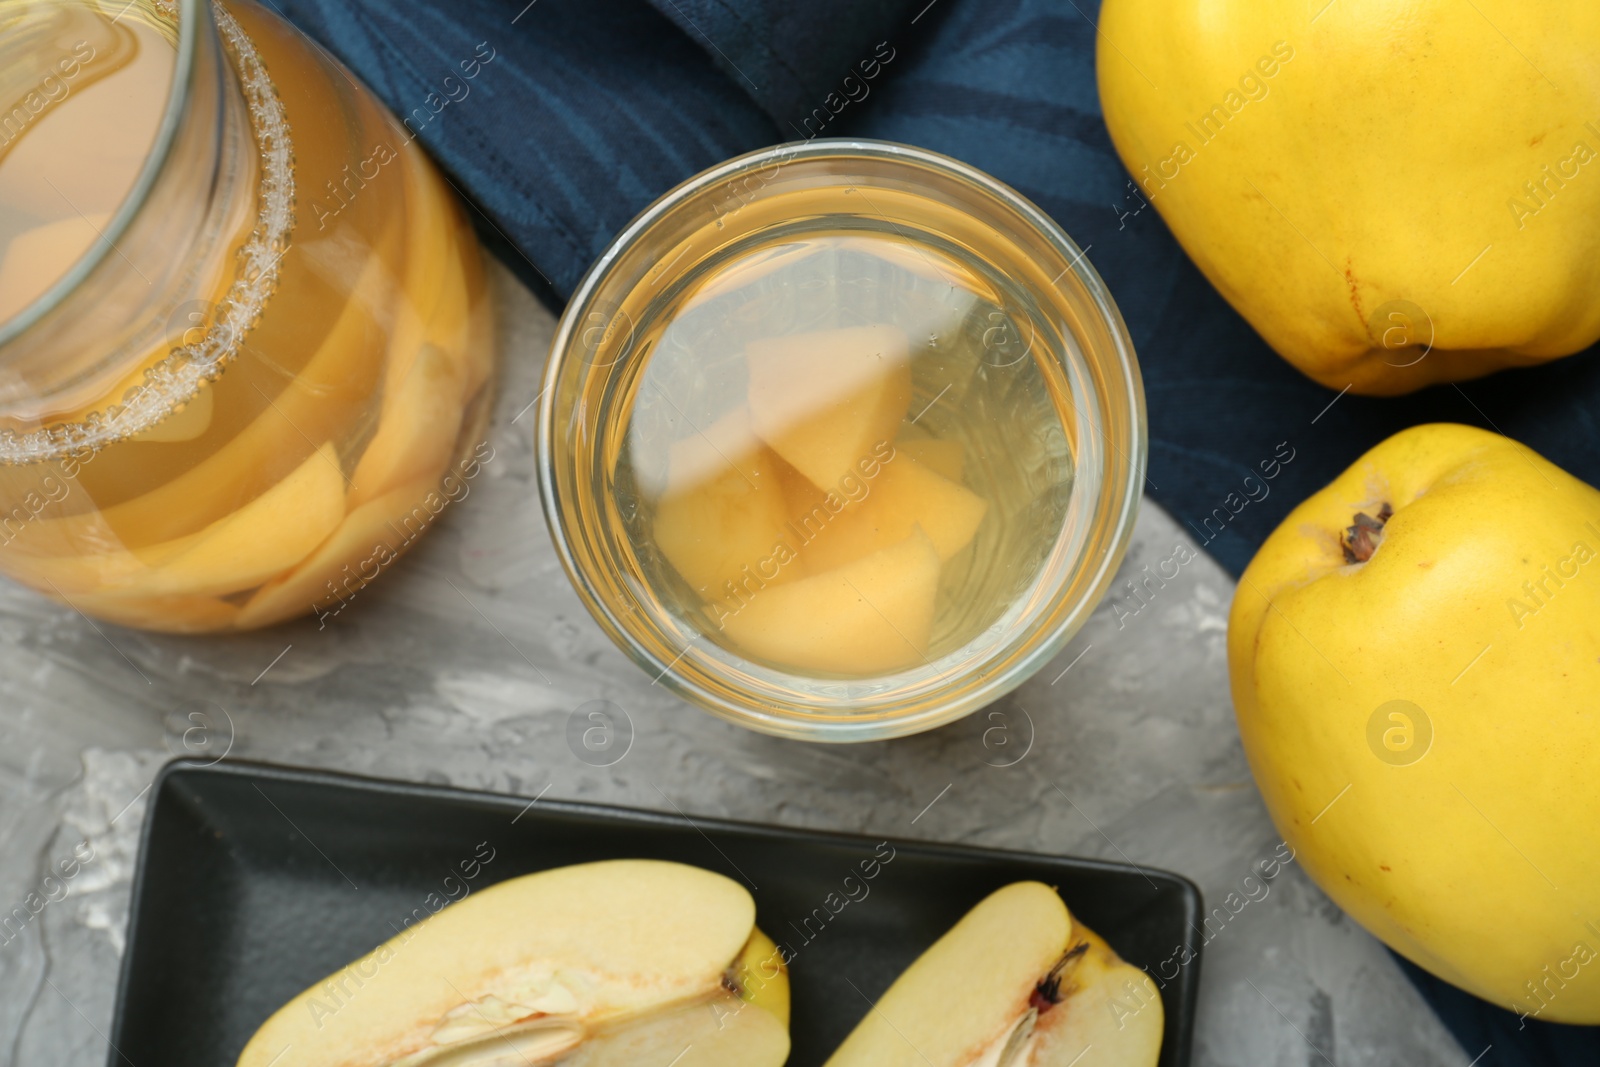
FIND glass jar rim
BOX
[538,138,1147,742]
[0,0,201,347]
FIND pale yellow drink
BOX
[0,0,493,631]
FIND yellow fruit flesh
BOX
[553,993,789,1067]
[347,344,467,507]
[650,325,993,676]
[130,388,214,444]
[135,440,346,598]
[234,476,440,628]
[720,526,941,675]
[2,150,487,627]
[7,238,395,558]
[11,439,345,601]
[1029,924,1163,1067]
[653,408,800,599]
[236,860,788,1067]
[823,881,1058,1067]
[823,882,1161,1067]
[797,455,988,573]
[746,324,912,489]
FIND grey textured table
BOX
[0,263,1469,1066]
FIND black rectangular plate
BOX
[109,759,1202,1066]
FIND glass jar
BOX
[539,140,1145,741]
[0,0,495,632]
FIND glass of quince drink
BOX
[0,0,493,632]
[539,141,1144,740]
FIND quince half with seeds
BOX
[823,881,1162,1067]
[237,859,790,1066]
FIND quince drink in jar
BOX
[625,233,1072,677]
[0,0,494,631]
[541,142,1146,740]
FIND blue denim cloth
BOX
[268,0,1600,1059]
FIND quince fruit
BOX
[719,526,940,675]
[653,406,800,601]
[237,859,790,1066]
[1229,423,1600,1021]
[1098,1,1600,394]
[792,453,988,573]
[823,882,1162,1067]
[746,324,911,488]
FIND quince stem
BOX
[1342,502,1394,563]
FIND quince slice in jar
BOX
[135,440,346,598]
[348,344,467,508]
[720,525,940,674]
[348,142,486,509]
[17,243,394,557]
[653,407,800,600]
[793,452,988,573]
[11,441,344,604]
[237,475,439,628]
[746,324,911,491]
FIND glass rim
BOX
[538,137,1147,742]
[0,0,202,348]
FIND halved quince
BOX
[746,325,911,491]
[236,859,790,1067]
[823,881,1163,1067]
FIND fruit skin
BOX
[1097,0,1600,395]
[1229,424,1600,1021]
[731,926,791,1027]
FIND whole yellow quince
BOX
[1229,424,1600,1022]
[1098,1,1600,395]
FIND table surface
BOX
[0,262,1470,1066]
